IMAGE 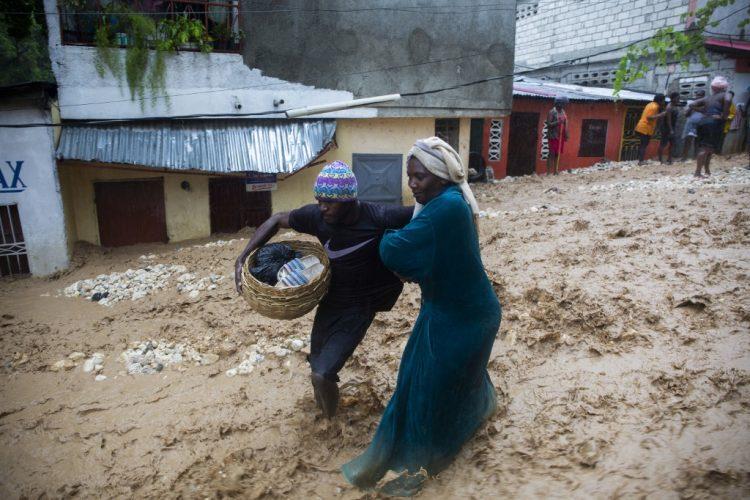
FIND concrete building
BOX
[514,0,750,99]
[0,82,69,277]
[489,79,657,178]
[42,0,516,251]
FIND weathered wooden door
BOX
[352,154,403,205]
[94,178,168,247]
[209,177,271,233]
[507,112,539,176]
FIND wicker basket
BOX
[241,240,331,320]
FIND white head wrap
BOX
[407,136,480,220]
[711,75,728,90]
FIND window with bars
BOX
[579,119,608,157]
[435,118,460,151]
[0,204,30,277]
[59,0,242,52]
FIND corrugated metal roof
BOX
[513,78,655,102]
[56,119,336,174]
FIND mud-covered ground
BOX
[1,157,749,498]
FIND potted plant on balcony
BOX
[93,2,213,107]
[157,14,212,52]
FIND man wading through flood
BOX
[234,161,413,418]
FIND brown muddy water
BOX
[1,157,748,498]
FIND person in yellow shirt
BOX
[635,93,667,165]
[718,91,736,154]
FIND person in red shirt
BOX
[545,96,569,175]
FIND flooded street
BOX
[1,157,749,498]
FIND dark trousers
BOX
[309,303,376,382]
[636,132,650,162]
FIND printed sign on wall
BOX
[246,172,277,192]
[0,161,26,193]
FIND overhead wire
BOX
[2,3,747,127]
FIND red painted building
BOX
[481,79,660,179]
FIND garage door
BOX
[352,153,403,205]
[94,178,168,247]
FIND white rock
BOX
[271,347,290,358]
[226,368,238,377]
[68,351,86,361]
[95,374,107,382]
[82,359,96,373]
[188,290,200,299]
[288,339,305,352]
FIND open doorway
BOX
[507,112,539,176]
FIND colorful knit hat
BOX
[313,161,358,202]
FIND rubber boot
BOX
[311,372,339,419]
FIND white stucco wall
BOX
[43,0,377,120]
[0,99,69,275]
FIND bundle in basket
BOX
[241,240,331,319]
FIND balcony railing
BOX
[59,0,242,53]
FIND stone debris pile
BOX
[49,351,107,380]
[225,337,307,377]
[121,340,218,375]
[62,264,188,306]
[177,238,245,252]
[479,204,563,219]
[566,160,639,175]
[586,167,750,193]
[176,272,225,299]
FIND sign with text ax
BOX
[246,172,277,192]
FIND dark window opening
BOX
[579,119,608,157]
[435,118,460,151]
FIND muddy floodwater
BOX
[1,157,749,498]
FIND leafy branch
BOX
[613,0,748,93]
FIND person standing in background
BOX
[682,89,706,162]
[658,92,681,164]
[635,93,667,165]
[690,76,732,177]
[718,91,736,155]
[544,96,569,175]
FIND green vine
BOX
[92,3,213,108]
[613,0,749,94]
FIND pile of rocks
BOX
[587,167,750,193]
[177,238,244,252]
[62,264,188,306]
[176,273,225,299]
[479,204,562,219]
[49,351,108,381]
[121,339,218,375]
[566,160,639,175]
[225,337,306,377]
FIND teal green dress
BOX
[342,185,501,491]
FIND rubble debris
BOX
[82,353,105,373]
[121,340,214,375]
[50,359,76,372]
[62,264,188,306]
[586,167,750,193]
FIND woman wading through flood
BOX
[342,137,502,496]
